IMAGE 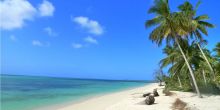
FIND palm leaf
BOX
[195,15,209,21]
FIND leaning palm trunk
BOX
[177,76,183,88]
[175,38,202,98]
[197,43,216,80]
[202,70,207,86]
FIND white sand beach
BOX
[54,83,220,110]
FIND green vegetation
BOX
[146,0,220,97]
[153,68,164,86]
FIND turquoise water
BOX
[1,75,149,110]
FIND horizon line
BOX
[1,74,155,82]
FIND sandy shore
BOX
[53,83,220,110]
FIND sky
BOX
[1,0,220,80]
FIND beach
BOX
[55,83,220,110]
[2,0,220,110]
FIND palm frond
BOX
[195,15,209,21]
[145,16,163,28]
[197,25,208,35]
[198,21,215,28]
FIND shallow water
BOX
[1,74,149,110]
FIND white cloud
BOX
[0,0,55,30]
[72,43,83,49]
[32,40,50,47]
[84,36,98,44]
[72,16,103,35]
[0,0,37,30]
[32,40,43,46]
[44,27,57,36]
[38,0,54,17]
[10,35,17,41]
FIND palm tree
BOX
[195,49,213,86]
[178,1,215,80]
[214,42,220,57]
[160,45,184,88]
[145,0,202,97]
[160,41,204,90]
[213,43,220,87]
[154,68,164,86]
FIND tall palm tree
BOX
[214,42,220,75]
[194,48,213,85]
[145,0,202,97]
[160,41,204,90]
[154,68,164,86]
[161,45,185,88]
[214,42,220,57]
[213,44,220,88]
[178,1,215,80]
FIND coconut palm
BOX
[214,43,220,82]
[146,0,202,97]
[160,45,184,88]
[195,48,214,85]
[214,42,220,57]
[154,68,164,86]
[160,40,205,90]
[178,1,215,80]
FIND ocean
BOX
[0,74,149,110]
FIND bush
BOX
[163,76,192,92]
[198,81,220,95]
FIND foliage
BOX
[146,0,220,95]
[163,75,192,92]
[153,68,164,85]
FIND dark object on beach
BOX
[153,89,159,96]
[172,98,187,110]
[145,95,155,105]
[143,92,151,97]
[163,89,173,96]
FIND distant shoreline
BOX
[0,74,154,83]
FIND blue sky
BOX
[1,0,220,80]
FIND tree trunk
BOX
[202,70,207,86]
[159,80,162,86]
[175,38,202,98]
[187,73,196,91]
[197,43,216,80]
[177,76,183,88]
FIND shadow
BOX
[151,103,158,105]
[136,101,158,105]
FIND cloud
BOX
[72,16,103,35]
[44,27,57,36]
[72,43,83,49]
[10,35,17,41]
[32,40,49,47]
[32,40,43,46]
[71,36,98,49]
[38,0,54,17]
[84,36,98,44]
[0,0,37,30]
[0,0,55,30]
